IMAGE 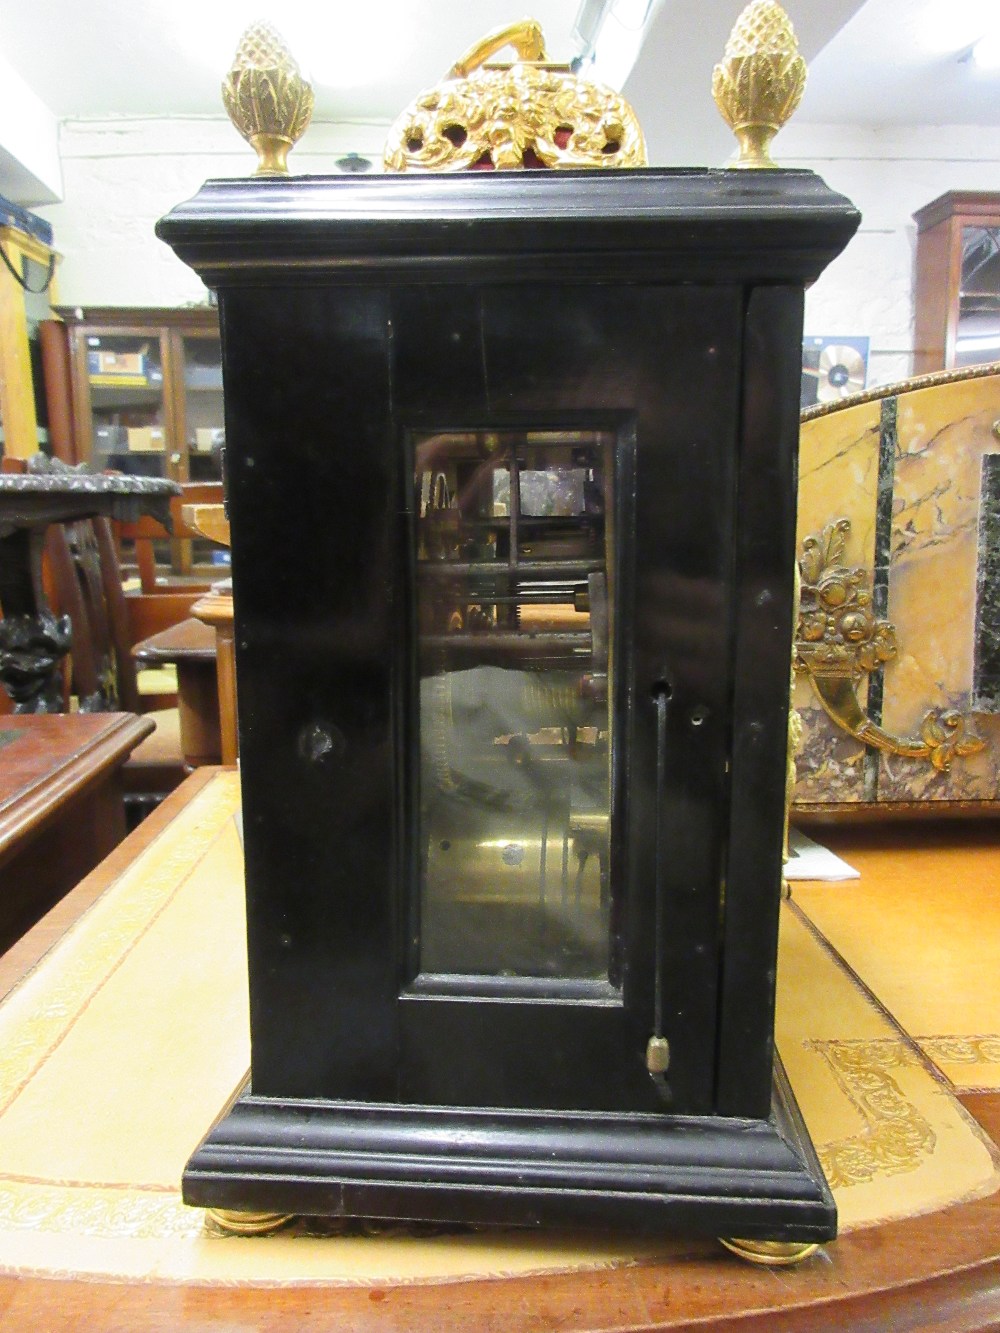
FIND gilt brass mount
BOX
[720,1237,821,1265]
[222,22,314,176]
[384,19,646,171]
[712,1,807,169]
[795,519,985,772]
[206,1208,294,1235]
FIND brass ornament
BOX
[712,1,807,169]
[222,22,314,176]
[719,1237,820,1265]
[784,560,803,862]
[384,19,646,172]
[794,519,985,772]
[206,1208,295,1235]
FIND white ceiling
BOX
[798,0,1000,126]
[0,1,587,121]
[0,0,998,185]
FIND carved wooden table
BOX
[0,468,178,712]
[190,583,237,764]
[0,711,154,954]
[181,504,237,764]
[0,772,996,1330]
[132,616,221,767]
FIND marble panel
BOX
[793,692,868,806]
[797,397,881,570]
[973,455,1000,711]
[879,375,1000,804]
[793,368,1000,811]
[793,397,881,806]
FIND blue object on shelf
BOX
[0,194,53,247]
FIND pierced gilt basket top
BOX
[384,19,647,172]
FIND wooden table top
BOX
[0,712,154,869]
[0,773,997,1331]
[132,616,217,666]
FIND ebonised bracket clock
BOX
[158,165,859,1250]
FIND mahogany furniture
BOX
[180,502,237,764]
[115,481,226,631]
[55,305,223,482]
[132,617,221,768]
[0,710,154,955]
[158,168,859,1242]
[0,773,996,1330]
[0,465,177,712]
[912,191,1000,373]
[0,461,194,819]
[191,584,238,765]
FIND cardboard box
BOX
[96,350,145,376]
[127,427,165,453]
[194,427,225,452]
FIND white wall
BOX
[35,117,389,308]
[36,116,1000,391]
[780,122,1000,387]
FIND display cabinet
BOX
[913,191,1000,373]
[57,307,223,482]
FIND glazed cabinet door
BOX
[392,284,742,1114]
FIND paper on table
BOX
[785,827,860,881]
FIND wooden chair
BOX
[42,515,188,819]
[0,461,220,821]
[44,517,139,712]
[129,499,235,773]
[183,501,237,765]
[0,512,186,822]
[115,482,225,646]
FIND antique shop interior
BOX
[0,0,998,1326]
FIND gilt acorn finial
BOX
[712,1,807,169]
[222,21,314,176]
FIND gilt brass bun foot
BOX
[206,1208,295,1235]
[719,1237,821,1265]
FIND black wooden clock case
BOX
[158,167,859,1241]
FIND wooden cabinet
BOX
[57,306,223,482]
[913,191,1000,374]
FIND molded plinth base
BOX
[184,1057,835,1243]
